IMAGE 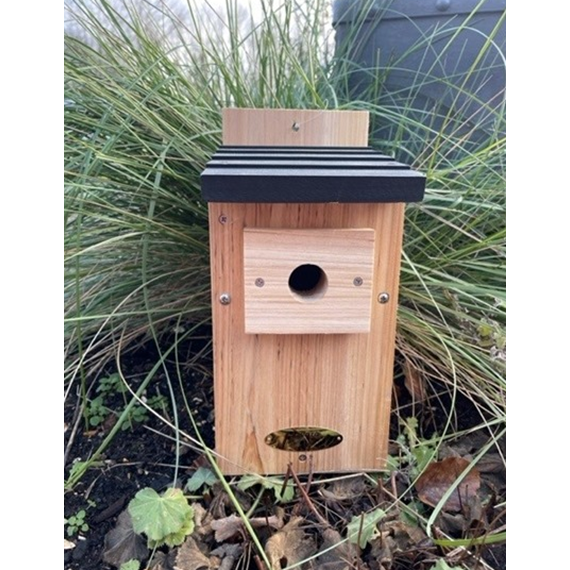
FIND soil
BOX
[64,331,505,570]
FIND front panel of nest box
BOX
[208,201,405,475]
[243,228,375,334]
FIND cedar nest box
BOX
[200,109,425,475]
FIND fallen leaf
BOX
[369,519,428,565]
[319,476,365,503]
[103,511,149,567]
[403,359,426,402]
[386,520,427,549]
[192,503,214,539]
[211,544,243,570]
[174,536,217,570]
[63,539,75,550]
[150,551,177,570]
[315,528,356,570]
[265,517,316,569]
[211,513,284,542]
[415,457,481,513]
[210,515,243,542]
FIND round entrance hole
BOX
[288,264,327,300]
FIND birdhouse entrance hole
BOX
[288,264,327,300]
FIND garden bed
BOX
[64,334,505,570]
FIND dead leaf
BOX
[174,536,218,570]
[315,528,356,570]
[210,515,243,542]
[369,520,429,566]
[211,513,284,542]
[319,477,366,503]
[103,510,149,567]
[415,457,481,513]
[192,503,214,540]
[150,551,177,570]
[387,520,427,549]
[403,359,426,402]
[63,539,75,550]
[265,517,316,570]
[211,544,243,570]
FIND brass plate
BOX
[264,427,343,452]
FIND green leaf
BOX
[119,561,141,570]
[186,467,218,492]
[265,478,295,503]
[128,488,194,543]
[429,560,455,570]
[237,474,294,503]
[149,508,195,548]
[346,509,386,549]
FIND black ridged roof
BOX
[200,146,425,203]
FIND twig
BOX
[287,462,329,527]
[390,470,399,503]
[64,393,85,468]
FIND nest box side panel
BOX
[208,201,405,474]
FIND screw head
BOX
[218,214,228,224]
[378,292,390,304]
[219,293,231,305]
[298,454,307,462]
[292,122,300,132]
[353,277,363,287]
[255,278,265,288]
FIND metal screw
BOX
[292,122,300,132]
[298,454,307,462]
[218,214,228,224]
[353,277,363,287]
[378,292,390,304]
[219,293,231,305]
[255,278,265,288]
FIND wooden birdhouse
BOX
[200,109,425,475]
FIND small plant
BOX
[85,372,170,431]
[128,487,195,548]
[121,404,148,431]
[65,509,89,536]
[97,373,128,397]
[85,394,111,427]
[391,417,438,479]
[186,466,218,493]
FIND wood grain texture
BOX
[244,228,375,334]
[222,108,370,147]
[208,109,405,474]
